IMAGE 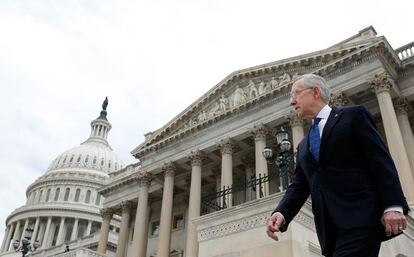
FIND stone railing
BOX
[396,41,414,61]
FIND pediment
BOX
[132,30,395,158]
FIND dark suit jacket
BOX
[273,105,409,253]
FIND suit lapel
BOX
[319,107,343,161]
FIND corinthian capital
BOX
[284,111,303,127]
[394,97,410,116]
[100,208,113,220]
[369,73,393,95]
[217,138,234,155]
[329,92,350,107]
[120,201,132,212]
[188,150,204,167]
[162,161,176,177]
[249,123,270,141]
[138,170,152,187]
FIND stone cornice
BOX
[133,37,402,159]
[26,171,109,196]
[5,202,117,225]
[98,171,140,196]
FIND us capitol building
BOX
[1,26,414,257]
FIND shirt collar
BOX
[316,104,332,120]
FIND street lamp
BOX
[262,126,293,190]
[13,236,40,257]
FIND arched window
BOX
[75,188,81,202]
[45,188,51,202]
[64,188,70,201]
[32,191,37,204]
[38,190,43,203]
[54,188,60,201]
[95,193,101,205]
[85,190,91,204]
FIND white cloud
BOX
[0,0,413,243]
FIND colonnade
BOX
[96,73,414,257]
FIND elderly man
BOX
[266,74,409,257]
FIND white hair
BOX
[292,74,331,103]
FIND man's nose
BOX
[290,98,296,106]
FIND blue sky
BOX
[0,0,413,243]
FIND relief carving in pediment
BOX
[178,72,295,132]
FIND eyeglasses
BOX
[290,88,312,100]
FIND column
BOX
[242,155,256,201]
[131,171,152,257]
[56,217,66,245]
[70,218,79,241]
[185,151,203,257]
[31,217,40,244]
[41,217,52,249]
[115,201,132,257]
[12,220,21,243]
[285,111,304,152]
[370,73,414,205]
[85,220,92,237]
[217,138,234,207]
[157,162,176,257]
[19,219,29,241]
[249,124,270,197]
[2,223,14,252]
[37,221,46,244]
[395,98,414,176]
[1,225,9,252]
[97,208,113,254]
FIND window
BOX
[38,190,43,203]
[69,155,74,163]
[45,188,51,202]
[85,190,91,203]
[64,188,70,201]
[93,156,97,165]
[95,194,101,205]
[32,191,37,204]
[173,214,184,230]
[85,155,89,163]
[54,188,60,201]
[151,221,160,236]
[77,155,81,163]
[75,188,81,202]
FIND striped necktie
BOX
[310,118,322,161]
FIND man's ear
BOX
[312,86,321,99]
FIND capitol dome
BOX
[1,98,122,256]
[46,139,125,174]
[47,99,125,174]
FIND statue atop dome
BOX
[99,97,109,120]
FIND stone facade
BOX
[96,26,414,257]
[2,26,414,257]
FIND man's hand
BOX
[266,212,285,241]
[381,211,407,237]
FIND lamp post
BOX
[13,235,40,257]
[262,127,293,190]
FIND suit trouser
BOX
[324,223,382,257]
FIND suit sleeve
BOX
[272,148,311,231]
[354,105,409,214]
